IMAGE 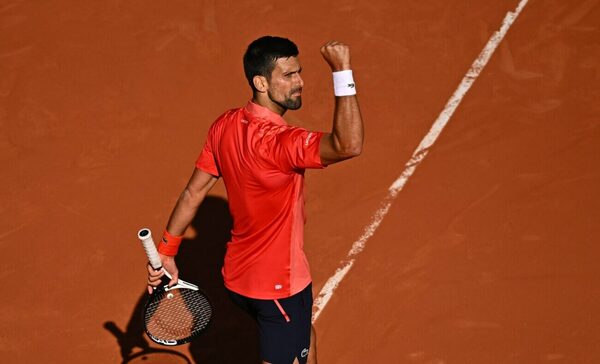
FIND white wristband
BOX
[332,70,356,96]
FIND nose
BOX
[295,73,304,88]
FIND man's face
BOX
[266,56,304,110]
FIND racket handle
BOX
[138,228,162,270]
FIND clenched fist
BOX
[320,41,351,72]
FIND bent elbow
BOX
[347,140,363,158]
[350,144,362,157]
[339,144,362,159]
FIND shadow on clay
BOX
[104,196,259,363]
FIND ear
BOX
[253,75,268,93]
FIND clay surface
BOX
[1,0,599,362]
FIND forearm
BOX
[163,168,218,236]
[147,149,215,285]
[165,188,205,235]
[330,94,363,158]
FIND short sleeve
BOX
[195,129,220,177]
[261,126,325,172]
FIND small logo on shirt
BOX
[301,348,309,358]
[304,132,314,146]
[274,284,283,290]
[348,83,355,88]
[241,119,249,124]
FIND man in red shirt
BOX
[147,36,363,364]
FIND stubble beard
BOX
[268,89,302,111]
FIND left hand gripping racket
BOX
[137,228,213,346]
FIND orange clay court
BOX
[1,0,599,363]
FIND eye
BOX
[284,69,302,78]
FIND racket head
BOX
[143,283,213,346]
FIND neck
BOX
[252,94,287,116]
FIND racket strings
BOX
[145,288,212,341]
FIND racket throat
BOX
[154,275,200,292]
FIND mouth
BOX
[291,88,302,97]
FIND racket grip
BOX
[138,228,162,270]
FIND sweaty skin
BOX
[147,40,363,364]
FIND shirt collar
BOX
[244,100,287,125]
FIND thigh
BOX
[226,287,257,317]
[254,284,313,364]
[227,285,314,364]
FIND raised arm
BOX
[319,41,364,166]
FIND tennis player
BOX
[147,36,364,364]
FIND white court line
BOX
[312,0,529,323]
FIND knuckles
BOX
[320,41,351,66]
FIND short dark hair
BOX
[243,36,299,92]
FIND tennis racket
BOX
[137,228,213,346]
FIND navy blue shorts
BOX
[227,284,313,364]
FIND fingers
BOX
[160,253,179,287]
[320,40,351,71]
[145,252,180,294]
[146,257,180,294]
[320,40,341,51]
[147,263,164,294]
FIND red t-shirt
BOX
[195,101,325,299]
